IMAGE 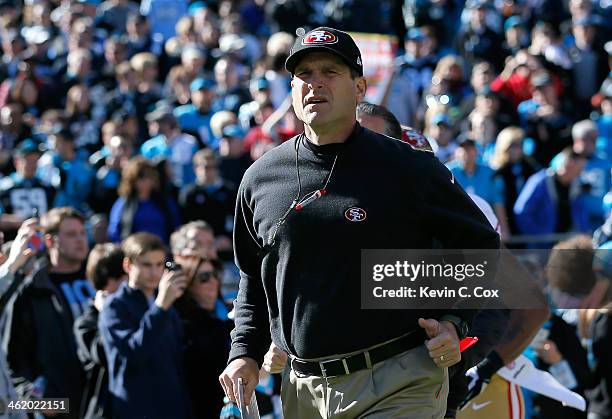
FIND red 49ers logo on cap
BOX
[302,30,338,45]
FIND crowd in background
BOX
[0,0,611,418]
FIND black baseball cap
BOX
[285,27,363,76]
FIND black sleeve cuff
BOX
[440,314,470,339]
[476,350,505,380]
[228,344,267,368]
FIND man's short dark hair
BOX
[122,233,167,262]
[192,148,217,167]
[41,207,85,235]
[356,102,402,139]
[86,243,125,290]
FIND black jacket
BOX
[74,302,109,419]
[495,159,539,235]
[6,259,84,419]
[230,124,500,363]
[175,297,233,419]
[587,312,612,418]
[179,182,237,237]
[532,314,590,419]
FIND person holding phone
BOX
[0,218,41,419]
[98,232,193,419]
[6,208,90,419]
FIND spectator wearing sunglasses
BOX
[174,256,232,419]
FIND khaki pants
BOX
[281,344,448,419]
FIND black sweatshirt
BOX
[229,124,500,363]
[587,312,612,418]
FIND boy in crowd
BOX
[74,243,126,418]
[99,232,192,418]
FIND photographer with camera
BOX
[98,232,192,419]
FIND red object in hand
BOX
[460,337,479,352]
[28,233,44,252]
